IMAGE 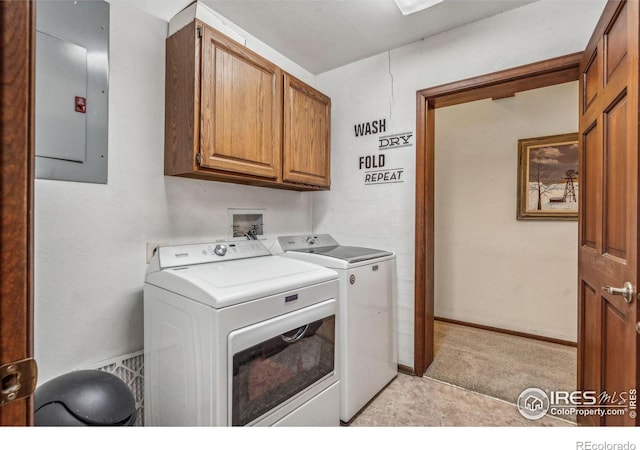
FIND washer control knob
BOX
[305,236,317,245]
[214,244,227,256]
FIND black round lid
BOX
[34,370,135,425]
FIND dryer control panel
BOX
[154,240,271,269]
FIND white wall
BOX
[435,82,578,342]
[313,1,606,367]
[34,2,316,384]
[34,0,607,382]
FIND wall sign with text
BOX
[353,118,411,186]
[358,155,404,185]
[378,132,413,150]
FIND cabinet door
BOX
[200,25,282,180]
[283,74,331,187]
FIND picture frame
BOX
[517,132,579,221]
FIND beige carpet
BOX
[424,321,576,419]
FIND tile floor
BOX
[349,373,574,427]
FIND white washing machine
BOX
[277,234,398,423]
[144,240,340,426]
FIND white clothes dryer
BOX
[144,240,340,426]
[277,234,398,423]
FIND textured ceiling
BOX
[125,0,536,74]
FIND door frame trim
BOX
[0,1,35,425]
[413,52,583,375]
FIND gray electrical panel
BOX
[35,1,109,184]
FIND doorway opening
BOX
[413,53,582,375]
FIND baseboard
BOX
[398,364,415,376]
[435,316,577,348]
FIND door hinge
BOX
[0,358,37,406]
[196,25,202,39]
[196,152,201,165]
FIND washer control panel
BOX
[156,240,270,268]
[278,234,339,251]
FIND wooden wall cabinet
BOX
[283,74,331,188]
[165,21,331,191]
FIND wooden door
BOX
[578,0,638,426]
[200,24,282,180]
[283,73,331,187]
[0,1,35,426]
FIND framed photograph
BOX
[517,133,579,221]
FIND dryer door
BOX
[228,299,337,426]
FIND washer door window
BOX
[229,301,336,426]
